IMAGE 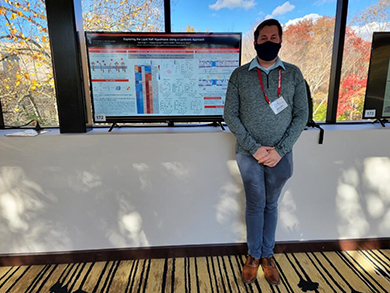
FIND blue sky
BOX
[171,0,376,33]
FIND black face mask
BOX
[254,41,281,61]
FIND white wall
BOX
[0,124,389,254]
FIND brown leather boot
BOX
[242,255,260,284]
[261,256,280,285]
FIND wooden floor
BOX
[0,250,389,292]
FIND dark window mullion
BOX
[44,0,90,133]
[164,0,171,33]
[326,0,349,123]
[0,98,4,129]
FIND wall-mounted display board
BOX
[363,32,390,124]
[85,32,241,124]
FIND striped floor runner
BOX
[0,250,389,292]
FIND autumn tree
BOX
[82,0,163,32]
[0,0,163,126]
[351,0,390,34]
[241,29,255,65]
[340,0,390,121]
[246,15,370,121]
[338,27,371,120]
[0,0,56,126]
[240,1,386,122]
[337,73,366,120]
[280,16,335,121]
[239,17,336,121]
[184,26,210,33]
[185,25,196,32]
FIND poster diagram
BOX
[90,59,127,73]
[86,33,241,120]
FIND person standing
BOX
[224,19,308,285]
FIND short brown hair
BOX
[254,19,283,41]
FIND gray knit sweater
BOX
[224,59,308,157]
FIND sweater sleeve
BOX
[224,70,261,155]
[275,75,308,157]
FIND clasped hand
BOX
[253,146,281,167]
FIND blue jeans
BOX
[236,151,293,259]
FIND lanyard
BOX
[256,68,282,104]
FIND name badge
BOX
[270,96,288,115]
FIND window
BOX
[81,0,164,32]
[281,14,337,122]
[80,0,164,126]
[337,0,390,121]
[2,1,381,129]
[172,0,337,122]
[0,0,58,127]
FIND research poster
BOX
[382,57,390,117]
[86,33,241,121]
